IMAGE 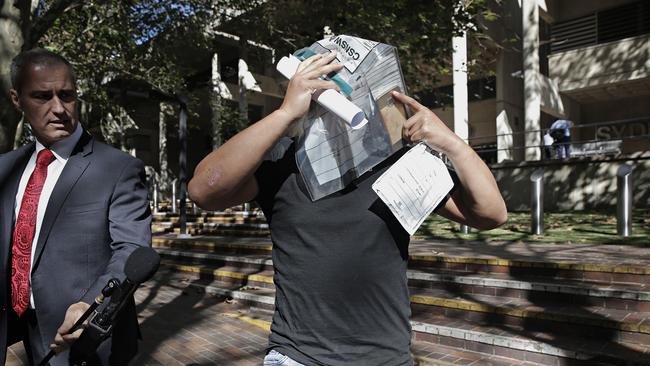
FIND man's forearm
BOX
[189,54,343,210]
[445,140,507,228]
[188,109,294,209]
[388,91,506,229]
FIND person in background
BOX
[549,119,574,159]
[542,130,554,160]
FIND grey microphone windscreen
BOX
[124,247,160,284]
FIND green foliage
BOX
[40,1,208,104]
[217,102,248,142]
[416,211,650,246]
[214,0,493,93]
[33,0,215,140]
[35,0,496,107]
[20,0,496,146]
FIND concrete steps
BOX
[165,270,546,366]
[153,234,650,365]
[152,211,267,223]
[156,246,650,311]
[151,212,270,236]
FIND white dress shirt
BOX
[14,123,83,308]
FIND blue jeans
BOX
[263,349,306,366]
[554,135,571,159]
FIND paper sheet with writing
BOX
[372,143,455,235]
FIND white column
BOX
[210,52,223,149]
[452,31,469,143]
[522,0,541,160]
[496,110,514,162]
[238,58,249,122]
[496,49,518,162]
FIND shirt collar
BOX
[34,122,83,162]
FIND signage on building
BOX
[595,120,649,140]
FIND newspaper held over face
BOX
[285,34,409,201]
[372,142,455,235]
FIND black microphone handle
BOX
[94,279,137,328]
[70,302,100,334]
[68,319,109,366]
[37,278,120,366]
[37,302,98,366]
[69,247,160,365]
[68,279,138,365]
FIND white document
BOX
[302,108,370,185]
[372,143,455,235]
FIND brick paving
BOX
[7,271,546,366]
[6,278,270,366]
[154,233,650,268]
[8,234,649,365]
[131,276,271,366]
[6,344,28,366]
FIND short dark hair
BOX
[10,48,76,93]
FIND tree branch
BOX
[23,0,85,50]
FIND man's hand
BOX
[392,91,464,156]
[392,90,507,229]
[51,301,90,353]
[278,52,343,121]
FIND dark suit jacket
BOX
[0,131,152,365]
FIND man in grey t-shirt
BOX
[189,52,507,365]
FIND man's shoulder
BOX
[0,143,34,172]
[90,140,143,166]
[0,142,34,159]
[0,144,34,186]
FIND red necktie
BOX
[11,148,56,316]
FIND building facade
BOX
[113,0,648,211]
[430,0,650,163]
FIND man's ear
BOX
[10,89,22,113]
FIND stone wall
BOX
[490,153,650,212]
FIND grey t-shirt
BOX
[255,144,412,366]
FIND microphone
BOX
[93,247,161,329]
[37,279,120,366]
[68,247,160,365]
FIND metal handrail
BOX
[466,117,650,142]
[472,133,650,154]
[462,117,650,160]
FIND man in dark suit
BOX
[0,49,151,365]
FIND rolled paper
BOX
[294,49,354,96]
[276,55,368,129]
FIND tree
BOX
[0,0,211,153]
[1,0,497,153]
[212,0,495,95]
[0,0,23,152]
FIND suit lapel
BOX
[0,143,35,269]
[32,132,93,272]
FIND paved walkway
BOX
[7,278,270,366]
[155,233,650,267]
[132,278,271,365]
[7,236,648,365]
[8,272,539,366]
[408,239,650,267]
